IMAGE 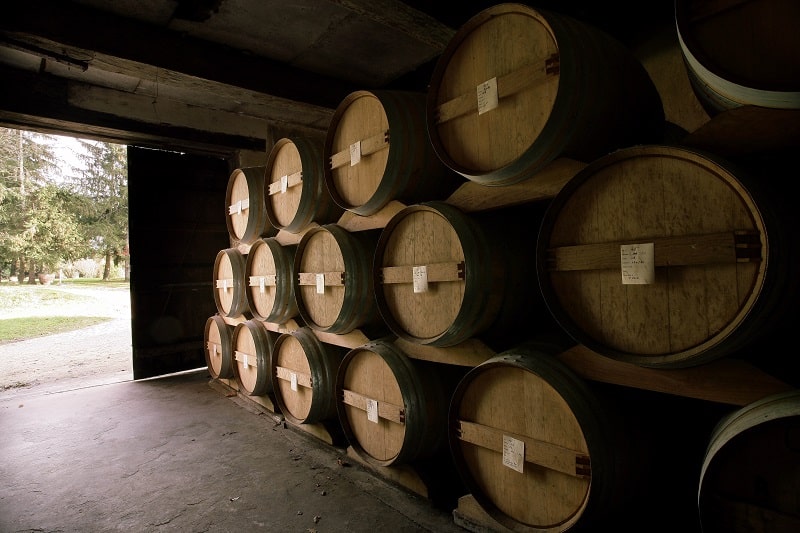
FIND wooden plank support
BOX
[546,231,761,272]
[433,54,560,125]
[558,344,794,406]
[313,329,371,349]
[260,319,301,334]
[456,420,591,478]
[393,337,495,367]
[329,130,389,170]
[341,389,405,424]
[274,365,312,389]
[267,171,303,195]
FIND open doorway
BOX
[0,127,134,398]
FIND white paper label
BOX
[212,344,217,356]
[242,354,249,368]
[350,141,362,166]
[620,243,655,285]
[290,372,298,392]
[280,175,288,193]
[477,77,499,115]
[222,279,228,290]
[316,273,325,294]
[366,399,379,423]
[412,265,428,293]
[502,435,525,473]
[259,276,265,293]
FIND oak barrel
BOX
[244,237,298,324]
[204,314,234,379]
[265,136,343,233]
[224,166,273,245]
[449,343,671,532]
[324,90,461,216]
[231,319,277,397]
[426,3,664,186]
[536,145,793,368]
[676,0,800,114]
[293,224,384,335]
[374,201,553,349]
[271,327,348,426]
[335,339,457,467]
[212,247,249,318]
[698,390,800,533]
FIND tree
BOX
[68,140,129,280]
[0,128,63,281]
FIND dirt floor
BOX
[0,285,134,399]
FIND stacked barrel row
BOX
[205,3,800,532]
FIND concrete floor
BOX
[0,369,468,533]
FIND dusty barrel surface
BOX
[335,339,457,467]
[244,237,298,324]
[271,327,348,426]
[212,247,249,318]
[426,3,664,186]
[264,136,343,234]
[231,319,277,397]
[204,314,234,379]
[324,90,461,216]
[449,343,675,532]
[536,144,794,368]
[225,166,273,245]
[676,0,800,114]
[293,224,384,335]
[373,201,552,348]
[698,390,800,533]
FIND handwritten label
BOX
[366,399,379,423]
[620,243,655,285]
[242,354,249,368]
[290,372,298,392]
[477,77,499,115]
[350,141,362,166]
[316,273,325,294]
[280,175,288,193]
[502,435,525,473]
[412,265,428,293]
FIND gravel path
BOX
[0,286,133,400]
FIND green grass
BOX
[0,278,128,343]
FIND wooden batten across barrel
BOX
[213,247,249,318]
[232,319,277,397]
[426,3,664,186]
[698,390,800,532]
[449,343,690,532]
[271,327,348,426]
[324,90,463,216]
[265,137,344,234]
[204,314,234,379]
[336,339,461,467]
[293,224,385,336]
[536,144,793,368]
[675,0,800,114]
[225,166,274,245]
[374,201,556,349]
[244,237,298,324]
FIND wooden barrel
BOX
[676,0,800,114]
[231,319,277,397]
[271,327,348,426]
[426,3,664,186]
[373,201,554,349]
[698,390,800,533]
[293,224,385,335]
[264,136,344,234]
[536,144,794,368]
[204,314,234,379]
[244,237,298,324]
[224,166,272,245]
[449,343,668,531]
[212,247,249,318]
[335,339,456,467]
[323,90,462,216]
